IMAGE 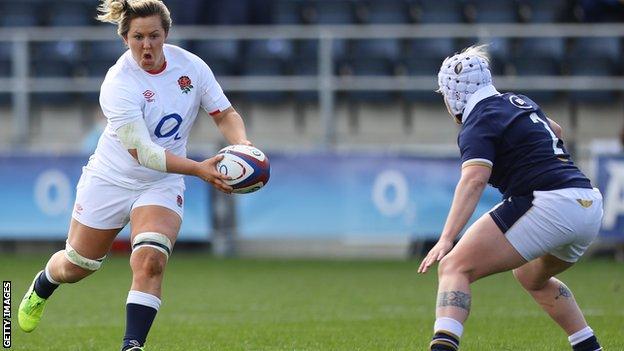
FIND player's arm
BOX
[117,120,232,193]
[547,118,563,139]
[418,164,491,273]
[440,164,491,242]
[211,106,252,146]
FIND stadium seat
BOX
[240,58,289,102]
[412,0,465,23]
[343,58,396,102]
[290,58,319,102]
[245,39,295,61]
[192,40,241,75]
[510,56,561,103]
[515,38,566,62]
[45,1,93,26]
[465,0,519,23]
[405,38,456,60]
[398,57,441,102]
[0,42,12,62]
[0,2,40,27]
[568,37,621,62]
[33,41,83,64]
[567,57,619,103]
[87,41,127,63]
[273,0,304,24]
[349,39,402,62]
[31,61,76,105]
[0,60,11,77]
[203,0,249,24]
[359,0,410,24]
[165,0,204,25]
[518,0,568,23]
[297,39,348,61]
[308,0,356,24]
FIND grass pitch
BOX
[1,254,622,350]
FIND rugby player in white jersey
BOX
[17,1,251,350]
[418,45,604,351]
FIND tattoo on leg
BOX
[437,291,472,311]
[555,284,572,300]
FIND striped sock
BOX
[430,317,463,351]
[570,327,602,351]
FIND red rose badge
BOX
[177,76,193,94]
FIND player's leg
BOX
[430,214,527,351]
[121,204,180,351]
[18,219,120,332]
[513,255,602,350]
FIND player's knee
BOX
[438,255,476,282]
[61,243,106,282]
[513,268,546,291]
[131,249,166,279]
[130,232,172,280]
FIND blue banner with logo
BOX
[0,154,210,240]
[237,152,501,242]
[595,154,624,241]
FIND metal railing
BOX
[1,23,624,148]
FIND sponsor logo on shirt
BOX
[143,90,155,102]
[177,76,193,94]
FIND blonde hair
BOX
[459,44,490,64]
[97,0,172,38]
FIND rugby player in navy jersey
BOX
[418,45,604,351]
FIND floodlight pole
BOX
[319,32,335,149]
[12,34,30,146]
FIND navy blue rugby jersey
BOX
[458,92,592,199]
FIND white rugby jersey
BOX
[86,44,231,188]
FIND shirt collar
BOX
[461,85,500,123]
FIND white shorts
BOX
[489,187,603,263]
[72,169,185,230]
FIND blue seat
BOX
[567,57,619,103]
[291,58,319,102]
[33,41,83,64]
[31,61,76,105]
[241,59,288,102]
[519,0,567,23]
[414,0,465,23]
[0,2,40,27]
[273,0,303,24]
[87,41,127,63]
[405,38,456,60]
[46,1,92,26]
[343,58,396,102]
[511,56,561,102]
[516,38,566,61]
[297,39,348,61]
[349,39,402,61]
[466,0,519,23]
[192,40,240,63]
[568,37,621,62]
[0,60,11,77]
[203,0,249,24]
[0,42,12,62]
[361,0,410,24]
[399,57,441,102]
[165,0,204,25]
[245,39,294,61]
[309,0,356,24]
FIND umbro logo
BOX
[143,90,155,102]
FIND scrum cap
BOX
[437,46,492,122]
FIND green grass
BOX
[1,254,622,350]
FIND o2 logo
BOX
[155,113,183,140]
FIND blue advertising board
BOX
[237,152,501,242]
[0,154,211,240]
[595,154,624,241]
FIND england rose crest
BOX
[177,76,193,94]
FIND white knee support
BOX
[64,241,106,271]
[132,232,173,259]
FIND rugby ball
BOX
[216,145,270,194]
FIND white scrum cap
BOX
[437,45,493,120]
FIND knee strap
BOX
[64,241,106,271]
[132,232,173,259]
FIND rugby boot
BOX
[18,271,48,332]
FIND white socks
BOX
[434,317,464,338]
[126,290,161,311]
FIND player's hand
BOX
[197,155,233,194]
[418,238,454,274]
[238,140,253,146]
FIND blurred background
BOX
[0,0,623,259]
